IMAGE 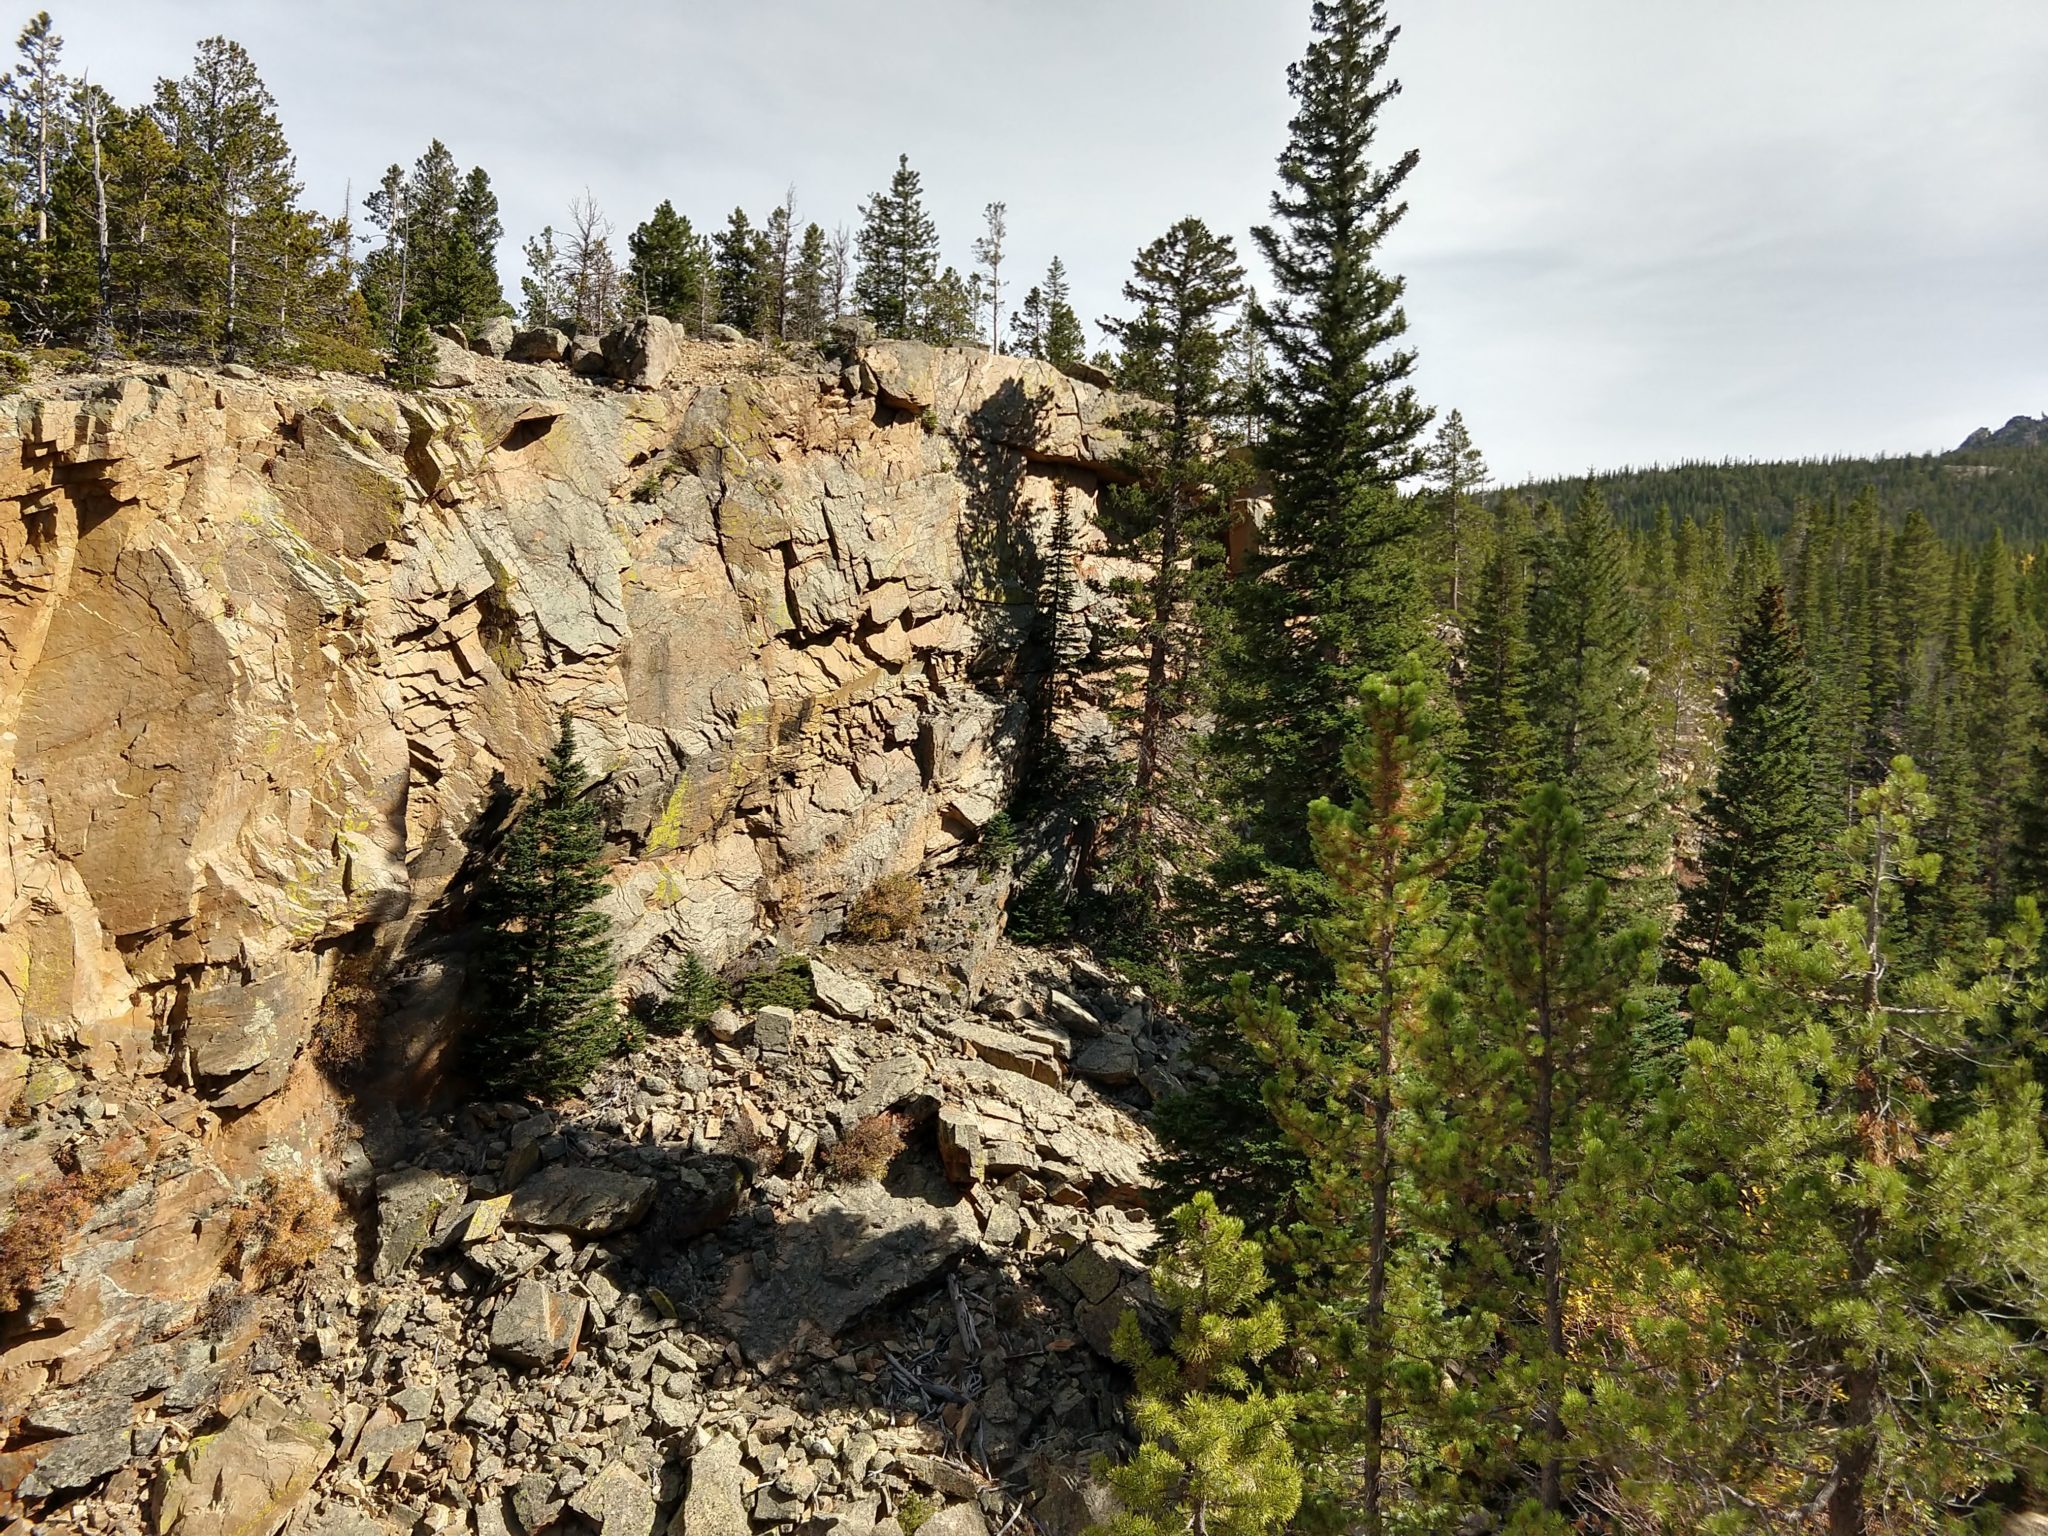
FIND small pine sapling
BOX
[1093,1193,1300,1536]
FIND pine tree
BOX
[519,224,567,328]
[788,220,828,342]
[852,153,937,337]
[762,187,795,339]
[0,11,71,343]
[446,165,506,324]
[1673,584,1824,972]
[469,714,624,1102]
[151,36,301,363]
[1969,531,2031,913]
[1095,1194,1301,1536]
[1042,254,1084,369]
[1100,216,1245,897]
[625,199,710,325]
[915,265,977,346]
[1236,664,1472,1533]
[971,200,1006,351]
[1411,786,1656,1525]
[387,304,436,388]
[1217,0,1436,877]
[1422,409,1487,615]
[1679,760,2048,1534]
[1521,486,1671,930]
[1454,493,1538,872]
[713,205,767,334]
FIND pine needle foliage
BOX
[1093,1194,1302,1536]
[469,713,623,1101]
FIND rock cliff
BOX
[0,331,1140,1433]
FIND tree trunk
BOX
[224,216,241,364]
[1533,852,1566,1515]
[1359,918,1398,1536]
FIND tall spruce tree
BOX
[1680,760,2048,1534]
[1041,253,1085,369]
[469,714,624,1101]
[1521,486,1671,930]
[1218,0,1435,877]
[852,153,937,337]
[1422,408,1487,615]
[1454,492,1538,874]
[713,205,768,334]
[1237,664,1473,1534]
[1674,584,1824,972]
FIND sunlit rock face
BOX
[0,334,1137,1397]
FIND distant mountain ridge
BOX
[1510,416,2048,544]
[1959,413,2048,452]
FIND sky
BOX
[58,0,2048,482]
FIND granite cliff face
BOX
[0,331,1136,1407]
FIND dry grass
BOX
[0,1138,143,1310]
[227,1173,339,1292]
[311,957,381,1074]
[823,1112,908,1184]
[844,873,926,944]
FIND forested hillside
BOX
[1514,434,2048,543]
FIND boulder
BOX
[151,1392,333,1536]
[569,1463,658,1536]
[1072,1036,1139,1088]
[671,1434,748,1536]
[705,1007,749,1044]
[754,1005,796,1053]
[508,326,568,363]
[936,1105,986,1184]
[488,1278,586,1368]
[810,959,876,1021]
[737,1170,978,1361]
[1032,1476,1119,1536]
[469,315,516,358]
[506,1164,656,1236]
[938,1020,1062,1086]
[604,314,683,389]
[428,333,480,387]
[825,315,877,357]
[19,1427,131,1497]
[917,1507,991,1536]
[705,323,746,344]
[1044,989,1102,1035]
[1059,358,1115,389]
[568,335,609,375]
[372,1168,467,1281]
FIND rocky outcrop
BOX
[0,336,1144,1460]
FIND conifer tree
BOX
[1095,1194,1301,1536]
[1008,282,1046,358]
[915,265,978,346]
[519,224,567,328]
[762,187,795,339]
[1422,409,1487,615]
[1041,254,1085,369]
[1968,531,2031,912]
[852,153,937,337]
[971,199,1006,351]
[1411,787,1655,1525]
[446,164,506,324]
[1217,0,1435,875]
[387,304,436,389]
[1237,663,1472,1534]
[713,205,767,334]
[1455,493,1538,871]
[0,11,71,342]
[1674,584,1823,972]
[788,220,828,342]
[626,199,711,326]
[151,36,300,362]
[1101,216,1245,895]
[469,714,624,1102]
[1521,486,1671,929]
[1680,760,2048,1534]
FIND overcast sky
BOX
[58,1,2048,481]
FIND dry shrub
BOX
[844,873,925,944]
[311,955,381,1074]
[228,1173,339,1292]
[0,1137,143,1310]
[824,1112,908,1184]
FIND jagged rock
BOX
[488,1278,586,1368]
[898,1455,983,1500]
[508,326,568,362]
[1071,1037,1138,1088]
[1043,989,1100,1035]
[754,1006,797,1053]
[839,1054,934,1127]
[469,315,517,357]
[917,1506,991,1536]
[151,1391,334,1536]
[1032,1475,1119,1536]
[569,1463,658,1536]
[938,1020,1062,1086]
[737,1169,979,1361]
[604,315,683,390]
[810,959,876,1021]
[429,334,480,387]
[373,1168,467,1281]
[672,1433,748,1536]
[936,1105,986,1184]
[19,1426,131,1497]
[1061,1243,1122,1305]
[506,1164,656,1235]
